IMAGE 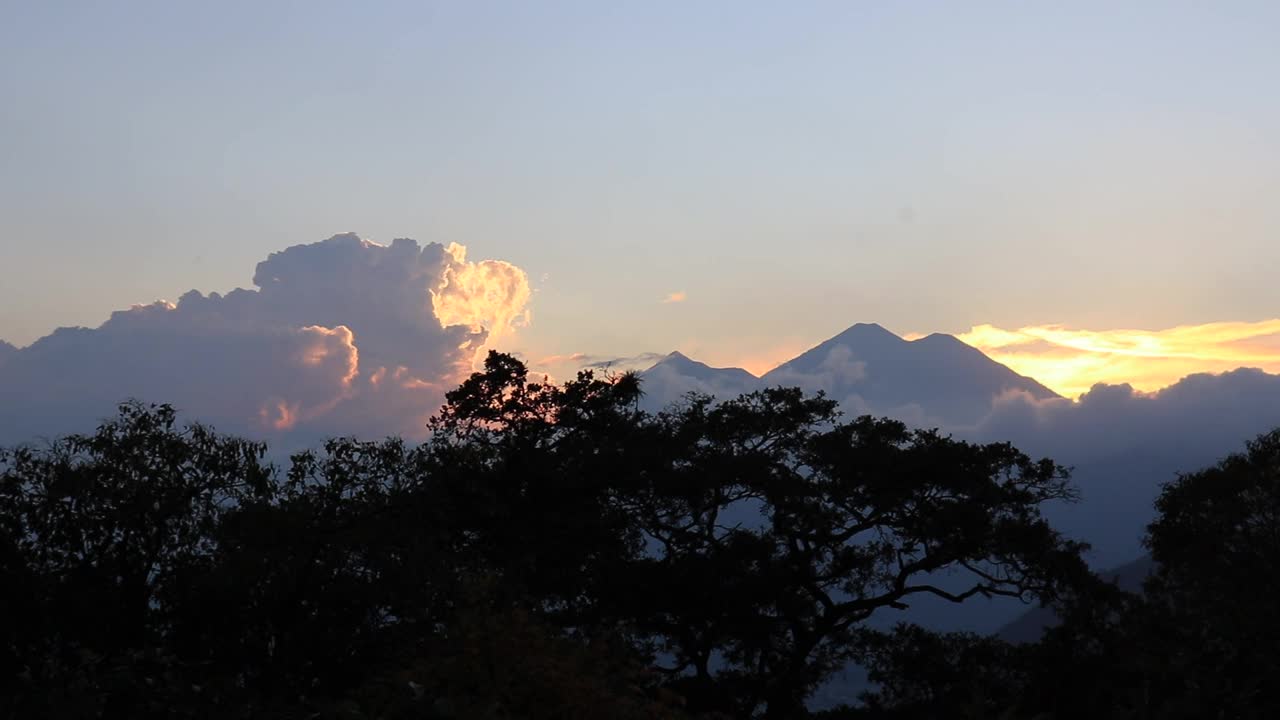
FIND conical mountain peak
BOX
[759,322,1060,425]
[833,322,904,344]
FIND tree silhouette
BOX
[0,355,1098,718]
[1139,428,1280,715]
[852,427,1280,720]
[0,402,275,716]
[432,352,1091,717]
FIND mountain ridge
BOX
[641,323,1060,426]
[648,351,757,385]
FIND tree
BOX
[0,356,1095,719]
[0,402,276,717]
[433,353,1092,717]
[851,427,1280,720]
[848,624,1030,719]
[424,351,651,623]
[336,583,698,720]
[1140,427,1280,715]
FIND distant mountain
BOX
[638,352,758,411]
[0,340,14,371]
[649,351,757,386]
[638,323,1059,425]
[762,323,1060,426]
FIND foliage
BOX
[854,428,1280,720]
[17,351,1244,718]
[1139,428,1280,715]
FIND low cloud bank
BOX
[965,368,1280,566]
[0,233,531,444]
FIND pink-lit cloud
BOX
[0,233,531,444]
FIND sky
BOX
[3,1,1280,399]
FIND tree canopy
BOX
[2,351,1270,718]
[852,428,1280,719]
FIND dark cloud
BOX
[0,234,530,445]
[964,368,1280,567]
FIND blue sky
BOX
[3,1,1279,372]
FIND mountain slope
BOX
[637,352,759,411]
[762,323,1059,426]
[648,351,757,386]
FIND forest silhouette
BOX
[2,351,1276,718]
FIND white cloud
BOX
[766,344,867,390]
[0,233,531,444]
[638,360,759,412]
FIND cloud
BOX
[764,344,868,398]
[0,233,531,444]
[582,352,668,370]
[662,291,687,304]
[888,370,1280,633]
[527,351,669,383]
[532,352,592,367]
[971,368,1280,473]
[534,351,666,370]
[961,368,1280,567]
[431,242,531,348]
[958,320,1280,398]
[638,360,760,412]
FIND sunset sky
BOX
[4,2,1279,401]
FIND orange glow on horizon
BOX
[695,339,812,378]
[733,343,811,377]
[957,320,1280,398]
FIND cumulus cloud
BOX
[662,291,687,304]
[431,242,531,348]
[958,320,1280,398]
[0,233,531,444]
